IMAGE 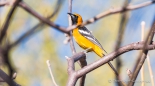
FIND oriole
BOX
[68,13,118,75]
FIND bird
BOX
[68,13,118,75]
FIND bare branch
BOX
[0,0,21,43]
[115,0,131,85]
[17,0,155,34]
[0,69,20,86]
[76,41,155,78]
[68,0,76,54]
[46,60,58,86]
[126,69,132,79]
[128,21,155,86]
[147,55,155,86]
[18,1,68,33]
[12,72,17,79]
[8,0,63,49]
[140,21,145,86]
[0,0,9,7]
[66,41,155,86]
[66,0,155,31]
[66,52,86,86]
[0,0,16,7]
[81,0,155,26]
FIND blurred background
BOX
[0,0,155,86]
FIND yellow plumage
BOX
[68,13,118,76]
[73,28,104,57]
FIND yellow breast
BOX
[72,28,104,57]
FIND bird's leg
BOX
[84,47,92,53]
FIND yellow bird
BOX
[68,13,118,75]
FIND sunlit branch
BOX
[18,0,155,34]
[67,41,155,86]
[128,21,155,86]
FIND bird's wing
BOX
[78,26,107,53]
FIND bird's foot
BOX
[84,48,92,53]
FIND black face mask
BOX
[71,15,78,25]
[68,13,78,25]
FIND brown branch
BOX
[128,20,155,86]
[115,0,130,85]
[66,52,86,86]
[0,0,15,7]
[67,0,87,86]
[66,41,155,86]
[8,0,63,49]
[81,0,155,26]
[18,1,68,33]
[0,0,21,43]
[68,0,76,54]
[18,0,155,34]
[0,0,10,7]
[0,69,20,86]
[66,0,155,31]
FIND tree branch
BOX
[67,0,155,31]
[66,41,155,86]
[8,0,63,49]
[0,0,21,43]
[18,1,68,33]
[0,0,10,7]
[115,0,131,85]
[0,69,20,86]
[128,20,155,86]
[18,0,155,34]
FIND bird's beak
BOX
[67,13,73,16]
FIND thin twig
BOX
[67,0,87,86]
[147,55,155,86]
[18,1,68,33]
[0,0,21,43]
[46,60,58,86]
[12,72,17,79]
[8,0,63,49]
[67,0,155,31]
[115,0,130,85]
[140,21,145,86]
[128,20,155,86]
[68,0,76,54]
[126,69,132,79]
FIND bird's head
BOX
[68,13,83,25]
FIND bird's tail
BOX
[108,62,119,76]
[94,46,119,76]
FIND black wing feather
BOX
[78,27,107,53]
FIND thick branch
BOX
[0,69,20,86]
[18,0,155,33]
[76,41,155,78]
[67,41,155,85]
